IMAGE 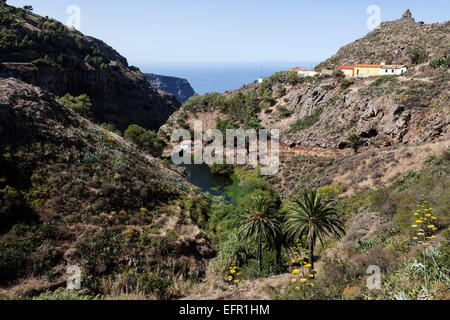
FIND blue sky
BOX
[8,0,449,66]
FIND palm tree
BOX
[238,196,280,273]
[284,190,345,270]
[346,134,363,154]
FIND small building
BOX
[321,69,333,76]
[338,65,355,77]
[180,140,192,151]
[258,77,264,84]
[381,65,407,75]
[354,64,382,77]
[287,67,318,77]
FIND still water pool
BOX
[180,163,233,197]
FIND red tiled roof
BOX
[355,64,382,68]
[338,65,355,70]
[287,67,314,72]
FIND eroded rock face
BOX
[275,77,449,149]
[0,5,180,131]
[0,64,181,131]
[145,73,195,103]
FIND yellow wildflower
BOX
[230,269,236,274]
[228,276,233,281]
[411,225,418,229]
[416,220,423,224]
[304,264,312,268]
[291,279,297,284]
[427,225,435,229]
[292,269,300,275]
[300,278,308,283]
[295,287,300,291]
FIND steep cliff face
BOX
[265,72,449,149]
[316,10,450,70]
[0,78,214,297]
[145,73,195,103]
[0,4,180,131]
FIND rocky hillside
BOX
[0,3,180,131]
[316,10,450,70]
[145,73,195,103]
[159,12,449,197]
[0,78,214,298]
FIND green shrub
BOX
[138,273,171,299]
[269,71,305,85]
[289,107,324,132]
[31,55,56,67]
[76,230,123,283]
[276,105,291,117]
[333,69,345,78]
[176,117,189,129]
[258,79,274,103]
[57,93,94,120]
[408,47,428,65]
[0,236,39,284]
[0,185,36,233]
[429,56,450,69]
[183,196,210,229]
[124,124,166,157]
[372,75,397,87]
[100,123,122,136]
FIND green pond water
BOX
[180,163,234,198]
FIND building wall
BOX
[341,69,354,77]
[298,71,318,77]
[381,68,407,75]
[354,67,381,77]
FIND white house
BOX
[288,67,319,77]
[180,140,192,151]
[381,65,408,75]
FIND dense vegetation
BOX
[124,124,166,157]
[0,2,110,69]
[184,91,262,130]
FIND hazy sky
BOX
[8,0,449,66]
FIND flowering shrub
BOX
[227,266,245,298]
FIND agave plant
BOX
[284,190,345,269]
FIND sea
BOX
[141,62,318,95]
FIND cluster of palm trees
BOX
[238,190,345,272]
